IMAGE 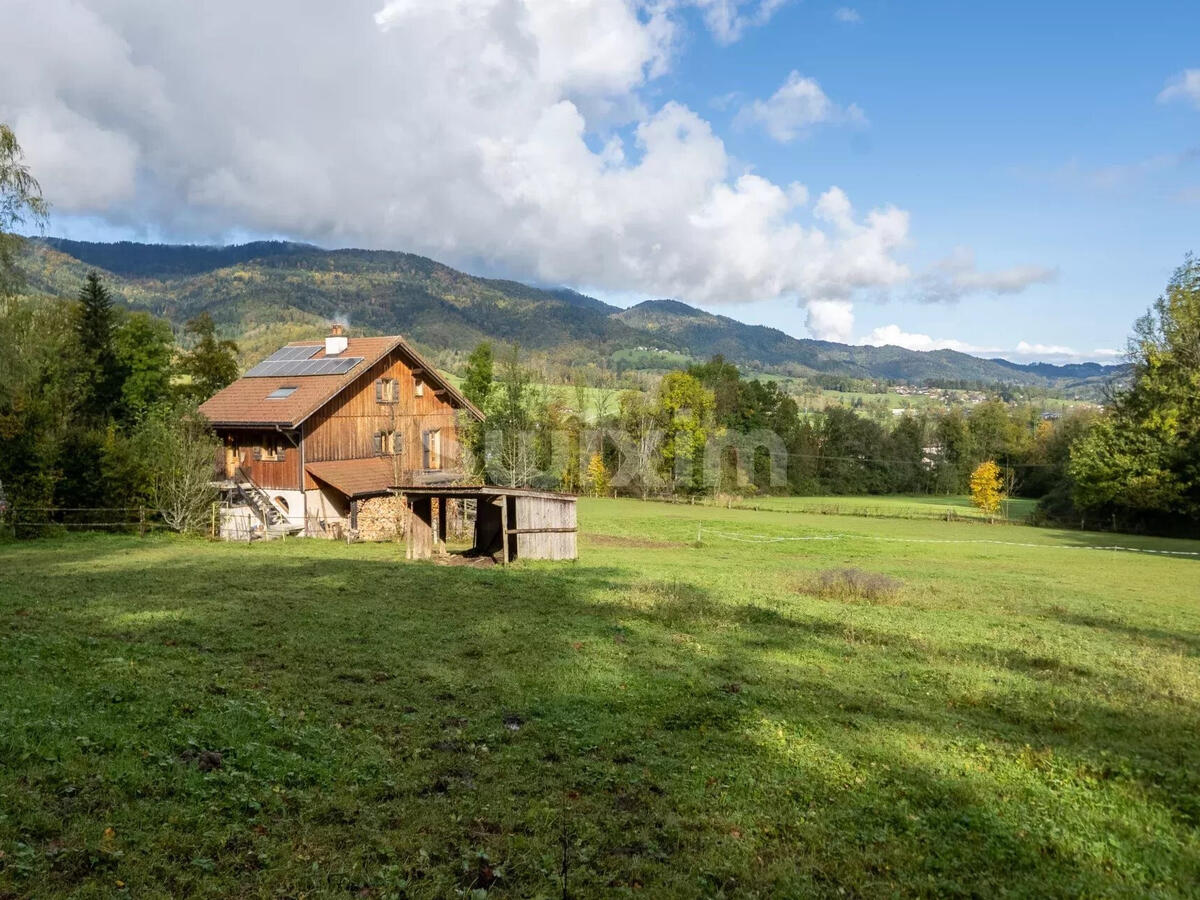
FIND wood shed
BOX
[398,485,577,563]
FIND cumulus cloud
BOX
[1158,69,1200,109]
[859,325,991,354]
[858,326,1122,363]
[736,71,866,142]
[0,0,917,306]
[913,247,1057,303]
[834,7,862,24]
[805,299,855,342]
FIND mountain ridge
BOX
[20,237,1123,389]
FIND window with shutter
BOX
[421,429,442,469]
[373,432,384,455]
[376,378,398,403]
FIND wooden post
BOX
[499,495,509,566]
[350,499,359,532]
[405,498,413,559]
[211,502,217,539]
[138,506,146,537]
[436,497,448,555]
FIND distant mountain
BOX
[19,238,1124,389]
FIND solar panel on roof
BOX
[244,345,322,377]
[244,355,365,377]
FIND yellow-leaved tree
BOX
[969,460,1004,519]
[586,452,611,497]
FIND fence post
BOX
[138,506,146,537]
[211,502,218,540]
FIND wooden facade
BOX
[300,354,461,481]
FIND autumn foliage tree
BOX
[585,452,611,497]
[969,460,1005,519]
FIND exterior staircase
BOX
[230,472,303,536]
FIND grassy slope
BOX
[1,501,1198,897]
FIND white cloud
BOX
[834,7,862,24]
[1158,69,1200,109]
[683,0,791,45]
[736,71,866,142]
[0,0,914,306]
[858,326,1122,363]
[914,247,1057,303]
[806,299,855,342]
[859,325,992,354]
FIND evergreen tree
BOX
[75,272,124,423]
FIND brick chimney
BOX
[326,323,348,356]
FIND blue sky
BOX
[670,0,1200,357]
[5,0,1197,362]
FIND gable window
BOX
[376,378,398,404]
[373,430,400,456]
[421,428,442,470]
[414,378,425,398]
[266,386,298,399]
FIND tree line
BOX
[0,274,240,526]
[456,254,1199,536]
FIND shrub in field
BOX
[801,568,904,604]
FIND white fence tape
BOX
[698,526,1200,558]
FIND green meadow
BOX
[1,499,1198,897]
[694,493,1040,523]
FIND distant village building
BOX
[200,326,482,539]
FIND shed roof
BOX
[305,458,397,499]
[199,335,483,428]
[394,484,578,502]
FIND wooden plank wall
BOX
[302,350,463,475]
[225,431,302,490]
[515,496,578,560]
[406,496,434,559]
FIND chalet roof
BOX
[198,335,484,428]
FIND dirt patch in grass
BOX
[800,568,905,605]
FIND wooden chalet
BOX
[199,325,483,538]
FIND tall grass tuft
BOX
[801,568,904,604]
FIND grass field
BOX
[2,500,1199,897]
[702,494,1039,523]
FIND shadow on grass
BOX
[1,538,1197,896]
[1048,608,1200,656]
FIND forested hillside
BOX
[20,238,1122,388]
